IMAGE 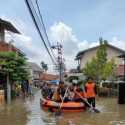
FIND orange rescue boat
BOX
[40,98,86,112]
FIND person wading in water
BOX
[84,77,97,108]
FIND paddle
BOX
[74,91,100,113]
[55,86,69,116]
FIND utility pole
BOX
[6,40,14,104]
[7,72,11,104]
[52,42,64,82]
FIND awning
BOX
[48,80,59,85]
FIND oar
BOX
[55,86,69,116]
[74,91,100,113]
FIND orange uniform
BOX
[85,82,96,98]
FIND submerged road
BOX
[0,90,125,125]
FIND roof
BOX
[40,73,59,81]
[28,62,43,72]
[0,18,20,34]
[75,43,125,60]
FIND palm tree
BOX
[41,61,48,72]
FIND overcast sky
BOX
[1,0,125,72]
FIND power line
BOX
[24,0,57,65]
[35,0,57,62]
[35,0,52,48]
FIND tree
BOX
[41,61,48,72]
[0,52,30,82]
[83,38,116,82]
[0,52,30,103]
[101,58,116,81]
[84,57,98,79]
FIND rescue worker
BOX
[84,77,97,108]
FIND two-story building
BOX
[76,44,125,70]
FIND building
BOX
[0,18,23,55]
[28,62,43,84]
[0,42,24,56]
[76,44,125,70]
[0,18,23,103]
[115,65,125,80]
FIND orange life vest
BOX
[85,82,96,98]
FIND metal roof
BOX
[0,18,20,34]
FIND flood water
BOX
[0,90,125,125]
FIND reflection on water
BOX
[0,99,29,125]
[0,91,125,125]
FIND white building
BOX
[76,44,125,70]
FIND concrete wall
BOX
[80,46,123,69]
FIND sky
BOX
[1,0,125,72]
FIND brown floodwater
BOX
[0,90,125,125]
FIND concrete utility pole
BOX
[52,42,65,81]
[6,40,14,104]
[7,72,11,104]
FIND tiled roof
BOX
[40,73,59,81]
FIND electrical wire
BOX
[35,0,57,62]
[25,0,57,65]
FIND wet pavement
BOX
[0,90,125,125]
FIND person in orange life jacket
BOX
[84,77,97,108]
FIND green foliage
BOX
[83,38,116,81]
[41,61,48,71]
[84,57,98,79]
[101,58,116,80]
[0,52,30,82]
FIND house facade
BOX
[76,44,125,70]
[28,62,43,84]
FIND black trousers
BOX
[87,97,95,108]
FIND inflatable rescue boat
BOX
[40,98,86,112]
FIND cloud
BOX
[6,29,54,73]
[3,17,125,72]
[110,37,125,50]
[49,22,125,71]
[49,22,79,55]
[2,16,48,66]
[49,22,80,69]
